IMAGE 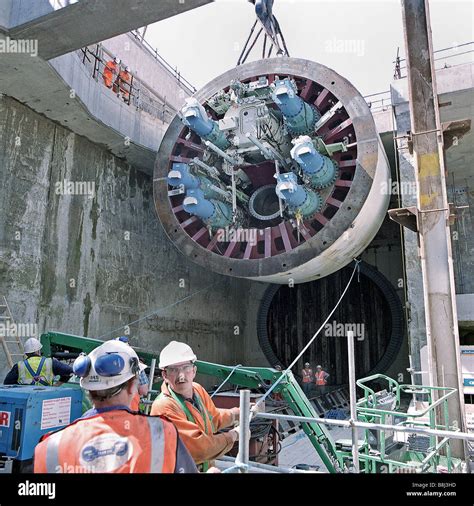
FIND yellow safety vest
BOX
[17,356,54,386]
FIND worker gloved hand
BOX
[206,467,221,473]
[230,406,240,425]
[229,428,239,443]
[230,426,251,443]
[250,402,263,414]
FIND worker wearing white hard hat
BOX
[301,362,313,396]
[3,337,73,387]
[34,339,198,473]
[151,341,241,472]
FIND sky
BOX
[144,0,473,97]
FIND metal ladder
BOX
[0,297,24,368]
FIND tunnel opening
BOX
[257,261,405,385]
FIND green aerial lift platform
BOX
[40,332,464,474]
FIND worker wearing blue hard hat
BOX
[34,339,199,473]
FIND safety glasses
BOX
[165,363,195,375]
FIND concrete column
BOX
[401,0,467,459]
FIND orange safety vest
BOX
[34,409,177,473]
[302,368,313,383]
[117,70,131,99]
[103,61,118,89]
[315,371,327,386]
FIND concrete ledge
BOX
[0,43,160,173]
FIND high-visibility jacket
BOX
[103,61,118,89]
[34,409,177,473]
[117,70,131,101]
[302,368,313,383]
[18,356,54,386]
[315,371,328,386]
[151,382,235,469]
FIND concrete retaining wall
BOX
[0,96,250,385]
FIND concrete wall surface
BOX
[0,96,250,384]
[457,294,474,328]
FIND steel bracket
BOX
[388,206,419,233]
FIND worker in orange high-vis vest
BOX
[117,65,132,103]
[103,57,120,90]
[315,365,330,395]
[151,341,241,472]
[301,362,313,396]
[34,339,198,473]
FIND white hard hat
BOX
[73,340,146,391]
[24,337,42,354]
[125,66,130,72]
[159,341,197,369]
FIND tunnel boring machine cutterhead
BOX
[154,58,391,284]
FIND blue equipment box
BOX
[0,385,83,461]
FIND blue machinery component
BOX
[183,188,234,230]
[168,163,230,203]
[290,136,338,189]
[271,78,320,135]
[276,172,322,218]
[167,163,199,189]
[0,385,83,462]
[181,98,230,150]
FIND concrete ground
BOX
[278,426,363,472]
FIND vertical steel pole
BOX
[144,358,156,415]
[237,389,250,472]
[347,330,360,473]
[401,0,467,461]
[148,359,156,391]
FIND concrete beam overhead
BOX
[9,0,213,60]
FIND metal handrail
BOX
[254,411,474,442]
[393,41,474,64]
[129,30,196,94]
[393,41,474,79]
[363,90,392,112]
[78,45,176,123]
[357,385,457,419]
